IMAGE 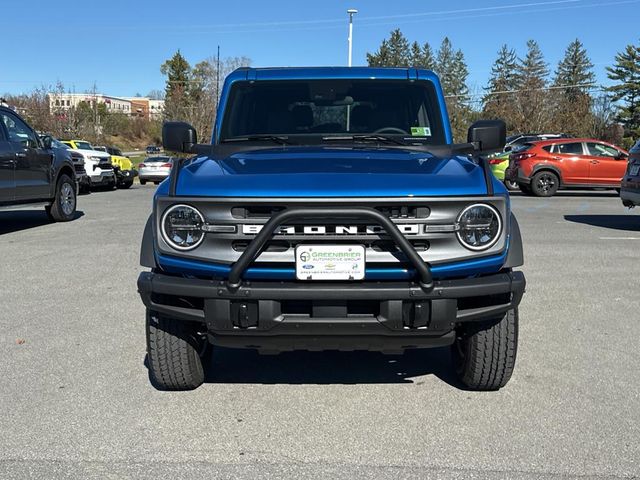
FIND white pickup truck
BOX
[61,140,115,189]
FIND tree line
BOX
[367,29,640,147]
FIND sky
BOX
[1,0,638,99]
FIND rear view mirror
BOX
[162,122,197,153]
[468,120,506,153]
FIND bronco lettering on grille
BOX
[241,225,421,235]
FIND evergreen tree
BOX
[160,50,192,122]
[160,50,191,100]
[367,29,410,66]
[606,41,640,140]
[514,40,550,132]
[553,39,595,94]
[551,39,596,136]
[483,45,519,128]
[436,38,470,142]
[410,41,435,69]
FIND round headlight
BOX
[456,204,502,251]
[161,204,205,250]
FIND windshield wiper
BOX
[322,134,406,146]
[222,135,291,145]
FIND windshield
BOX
[75,141,95,150]
[220,79,445,144]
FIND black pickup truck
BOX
[0,106,77,221]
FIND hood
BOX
[74,148,110,160]
[175,146,488,197]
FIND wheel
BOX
[452,308,518,391]
[45,174,76,222]
[146,310,208,391]
[530,171,559,197]
[118,180,134,189]
[140,179,147,185]
[518,184,532,195]
[154,181,160,185]
[504,179,518,191]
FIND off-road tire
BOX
[146,310,208,391]
[453,308,518,391]
[530,171,559,197]
[45,174,76,222]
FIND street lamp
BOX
[347,8,358,67]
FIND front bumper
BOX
[138,270,525,351]
[90,172,115,185]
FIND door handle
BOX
[552,156,561,160]
[590,160,599,164]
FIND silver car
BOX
[138,156,173,185]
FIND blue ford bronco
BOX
[137,67,525,391]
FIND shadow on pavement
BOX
[201,346,461,387]
[564,214,639,232]
[0,210,84,235]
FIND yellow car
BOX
[95,145,137,189]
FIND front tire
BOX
[504,179,518,191]
[46,174,76,222]
[452,308,518,391]
[530,171,559,197]
[146,310,208,391]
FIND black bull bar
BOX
[226,207,435,290]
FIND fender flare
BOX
[140,215,157,268]
[505,213,524,268]
[531,164,563,185]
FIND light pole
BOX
[347,9,358,67]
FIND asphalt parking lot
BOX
[1,186,639,479]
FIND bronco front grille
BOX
[232,204,430,219]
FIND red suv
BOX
[506,138,628,197]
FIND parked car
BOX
[488,151,517,190]
[621,139,640,208]
[0,106,77,221]
[505,133,572,152]
[94,145,136,189]
[146,145,161,155]
[61,139,115,189]
[138,156,172,185]
[506,138,629,197]
[490,133,572,191]
[137,66,525,392]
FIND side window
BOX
[556,142,584,155]
[542,145,552,153]
[0,112,38,148]
[586,142,619,158]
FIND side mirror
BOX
[41,135,53,149]
[467,120,506,153]
[162,121,197,153]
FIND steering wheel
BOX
[372,127,408,135]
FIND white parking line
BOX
[599,237,640,240]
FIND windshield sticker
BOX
[411,127,431,137]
